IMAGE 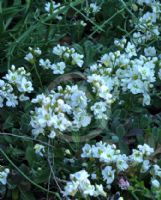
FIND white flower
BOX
[100,53,113,67]
[24,52,34,62]
[136,0,154,6]
[18,77,33,93]
[39,59,52,69]
[91,173,97,180]
[118,197,124,200]
[51,113,71,131]
[81,183,95,196]
[0,80,5,87]
[87,74,114,104]
[19,94,29,101]
[81,144,92,158]
[102,166,115,185]
[34,47,42,55]
[138,144,154,156]
[144,47,156,57]
[71,53,84,67]
[98,85,113,103]
[151,178,160,188]
[63,181,78,197]
[114,38,127,49]
[32,127,44,138]
[91,101,109,120]
[70,170,89,182]
[116,155,129,171]
[34,144,45,157]
[143,92,151,106]
[125,42,137,58]
[6,93,18,107]
[69,88,87,108]
[0,168,10,185]
[133,32,145,44]
[45,1,61,12]
[53,45,66,56]
[95,184,106,197]
[80,20,87,27]
[152,165,161,177]
[73,110,91,128]
[90,63,98,72]
[127,79,144,94]
[130,149,143,163]
[51,62,66,74]
[48,130,56,139]
[45,1,64,20]
[141,160,151,173]
[89,3,101,14]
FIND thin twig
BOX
[0,148,55,195]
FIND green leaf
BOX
[20,113,31,133]
[3,115,14,129]
[112,109,121,119]
[115,124,126,137]
[34,168,50,184]
[72,133,80,143]
[25,146,35,167]
[119,140,129,154]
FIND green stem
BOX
[0,132,54,148]
[33,61,43,88]
[0,148,55,195]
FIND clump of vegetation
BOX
[0,0,161,199]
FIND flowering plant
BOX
[0,0,161,199]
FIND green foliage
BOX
[0,0,161,199]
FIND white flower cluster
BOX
[130,144,161,188]
[133,0,161,44]
[87,72,114,104]
[24,47,42,63]
[80,142,161,190]
[91,101,110,120]
[0,168,10,185]
[39,59,66,75]
[0,65,33,107]
[144,46,156,57]
[64,142,161,198]
[85,2,101,17]
[44,1,64,20]
[117,55,157,105]
[63,170,107,198]
[151,164,161,188]
[87,38,158,106]
[53,44,84,68]
[136,0,157,6]
[30,85,91,138]
[38,45,84,75]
